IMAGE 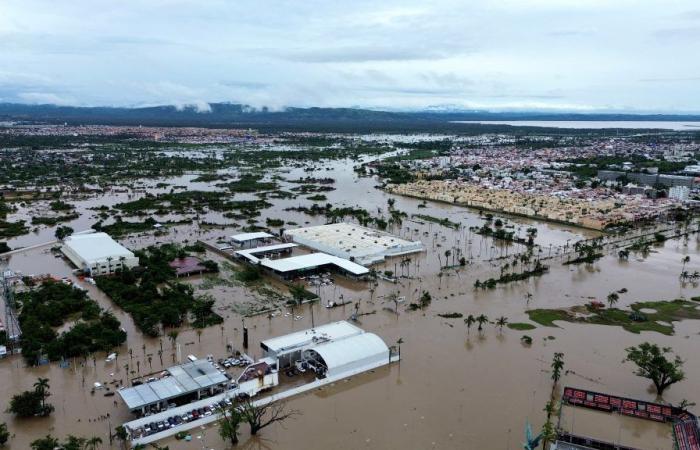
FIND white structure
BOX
[284,222,423,265]
[230,232,274,248]
[61,232,139,275]
[124,321,398,447]
[0,345,6,359]
[669,185,690,202]
[235,243,369,278]
[118,359,230,414]
[234,243,298,264]
[261,253,369,278]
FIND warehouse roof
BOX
[261,252,369,276]
[260,321,363,355]
[118,360,228,410]
[62,232,135,263]
[309,332,389,370]
[235,243,298,264]
[231,232,273,243]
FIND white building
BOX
[61,232,140,275]
[669,185,690,202]
[284,222,424,265]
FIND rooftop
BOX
[62,232,135,262]
[284,222,423,265]
[234,243,298,264]
[261,321,364,355]
[260,252,369,276]
[230,232,274,243]
[118,359,228,410]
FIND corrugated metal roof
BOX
[261,252,369,275]
[118,360,228,410]
[231,232,273,242]
[261,321,363,354]
[234,243,298,264]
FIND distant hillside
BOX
[1,102,699,132]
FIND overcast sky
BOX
[1,0,699,112]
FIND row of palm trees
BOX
[463,314,509,334]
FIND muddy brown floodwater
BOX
[2,154,699,450]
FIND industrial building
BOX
[230,231,274,248]
[235,243,370,278]
[61,232,139,275]
[284,222,424,265]
[123,321,398,446]
[118,359,230,414]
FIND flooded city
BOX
[1,124,700,450]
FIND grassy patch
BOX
[508,322,536,331]
[526,309,570,327]
[527,299,700,335]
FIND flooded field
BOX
[1,151,699,449]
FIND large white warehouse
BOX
[61,232,139,275]
[284,222,423,265]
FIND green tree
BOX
[85,436,103,450]
[30,435,60,450]
[0,422,9,446]
[464,315,476,334]
[625,343,685,396]
[606,292,619,308]
[476,314,489,332]
[551,352,565,387]
[55,225,74,241]
[33,377,51,411]
[240,398,299,436]
[217,402,243,446]
[495,316,508,333]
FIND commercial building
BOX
[118,359,230,414]
[230,232,274,248]
[123,321,398,447]
[284,222,423,265]
[61,232,139,275]
[235,243,370,279]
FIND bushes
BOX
[16,281,126,364]
[96,244,222,336]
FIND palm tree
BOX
[85,436,103,450]
[464,315,476,334]
[476,314,489,333]
[33,378,50,409]
[196,329,203,343]
[495,316,508,333]
[168,330,179,349]
[682,255,691,272]
[607,292,619,308]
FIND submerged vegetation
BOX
[95,244,222,336]
[527,299,700,335]
[17,281,126,365]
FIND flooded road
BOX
[1,153,699,449]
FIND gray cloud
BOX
[0,0,699,112]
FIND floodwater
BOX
[1,149,699,449]
[452,120,700,130]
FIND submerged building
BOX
[61,232,139,275]
[122,321,398,446]
[284,222,424,265]
[234,243,370,279]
